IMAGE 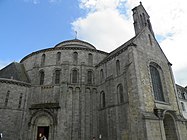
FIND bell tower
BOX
[132,2,154,36]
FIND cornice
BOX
[0,78,31,87]
[96,43,136,68]
[20,47,108,63]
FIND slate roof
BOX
[0,62,30,83]
[54,39,96,50]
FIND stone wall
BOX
[0,79,30,140]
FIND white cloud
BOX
[72,8,133,52]
[72,0,187,86]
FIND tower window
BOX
[150,64,164,102]
[55,69,61,84]
[39,70,45,85]
[148,34,152,46]
[182,93,186,99]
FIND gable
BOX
[133,27,170,64]
[0,62,30,83]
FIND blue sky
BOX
[0,0,83,63]
[0,0,187,86]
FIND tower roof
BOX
[54,39,96,50]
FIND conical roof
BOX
[54,39,96,50]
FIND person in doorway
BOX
[43,135,47,140]
[39,133,47,140]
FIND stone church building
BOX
[0,3,187,140]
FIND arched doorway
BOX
[29,110,56,140]
[163,114,178,140]
[36,116,50,140]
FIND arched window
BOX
[55,69,61,84]
[150,64,164,102]
[5,90,10,107]
[41,54,46,66]
[73,52,78,64]
[116,60,120,76]
[100,69,104,82]
[100,91,106,108]
[117,84,124,103]
[88,53,93,65]
[39,70,45,85]
[87,70,93,84]
[72,69,78,83]
[56,52,61,65]
[181,102,185,111]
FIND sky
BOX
[0,0,187,87]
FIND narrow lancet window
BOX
[116,60,120,76]
[41,54,46,66]
[72,69,78,83]
[117,84,124,103]
[87,70,93,84]
[55,69,61,84]
[100,69,104,82]
[88,53,93,65]
[40,70,45,85]
[5,90,10,107]
[56,52,61,65]
[100,91,106,108]
[73,52,78,64]
[18,93,23,108]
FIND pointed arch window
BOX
[55,69,61,84]
[150,64,164,102]
[116,60,120,76]
[39,70,45,85]
[100,91,106,108]
[87,70,93,85]
[72,69,78,83]
[117,84,124,103]
[73,52,78,64]
[56,52,61,65]
[41,54,46,66]
[88,53,93,65]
